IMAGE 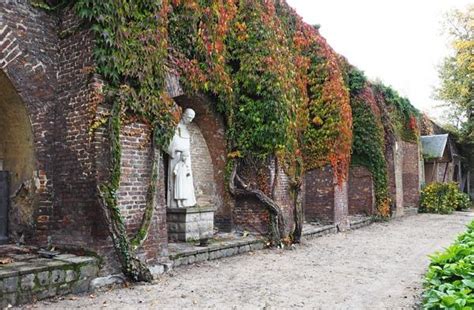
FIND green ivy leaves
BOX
[423,220,474,309]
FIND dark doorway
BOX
[0,171,9,244]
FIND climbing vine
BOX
[373,83,420,142]
[297,23,352,184]
[72,0,375,278]
[344,66,390,217]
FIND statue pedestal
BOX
[167,206,215,243]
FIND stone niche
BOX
[166,110,218,243]
[0,71,36,243]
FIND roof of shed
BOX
[421,134,449,159]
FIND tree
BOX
[435,5,473,180]
[435,5,473,134]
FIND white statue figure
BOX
[166,108,197,208]
[173,151,194,208]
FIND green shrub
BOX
[423,220,474,309]
[420,182,471,214]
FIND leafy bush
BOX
[423,220,474,309]
[420,182,471,214]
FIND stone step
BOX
[0,254,99,307]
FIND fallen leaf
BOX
[0,257,14,264]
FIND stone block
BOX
[36,271,50,286]
[65,269,77,283]
[51,269,65,284]
[17,292,33,305]
[222,248,236,257]
[90,274,125,290]
[36,287,57,300]
[149,266,165,279]
[187,255,196,264]
[3,276,18,293]
[71,279,90,294]
[57,283,71,296]
[167,207,215,242]
[2,292,17,308]
[80,264,99,280]
[175,257,188,266]
[20,274,35,291]
[239,245,251,254]
[195,252,209,262]
[250,242,264,251]
[209,250,223,260]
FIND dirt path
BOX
[29,212,473,309]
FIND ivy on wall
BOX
[68,0,421,279]
[339,63,390,216]
[373,83,420,143]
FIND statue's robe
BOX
[166,122,196,208]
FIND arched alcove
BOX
[0,71,36,242]
[173,94,230,230]
[188,122,216,206]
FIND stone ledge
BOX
[0,255,99,308]
[302,224,336,239]
[167,206,216,214]
[170,217,375,269]
[403,208,419,216]
[349,217,374,230]
[169,237,266,267]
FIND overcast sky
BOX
[286,0,471,122]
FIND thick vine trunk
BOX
[292,183,303,243]
[96,101,153,282]
[97,186,153,282]
[130,130,160,250]
[229,160,284,245]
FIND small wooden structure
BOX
[421,134,466,190]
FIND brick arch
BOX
[173,94,231,231]
[0,2,59,244]
[0,70,38,242]
[0,29,56,112]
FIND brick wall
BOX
[303,166,349,228]
[401,141,421,207]
[51,4,100,248]
[233,195,270,235]
[232,158,295,237]
[0,2,58,243]
[348,166,375,216]
[0,2,170,274]
[117,122,168,264]
[304,166,335,224]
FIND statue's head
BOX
[180,151,190,161]
[182,108,195,124]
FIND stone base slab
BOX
[0,254,99,307]
[167,206,215,242]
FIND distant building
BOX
[421,134,467,190]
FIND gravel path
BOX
[28,212,473,309]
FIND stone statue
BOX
[173,151,193,208]
[166,108,197,208]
